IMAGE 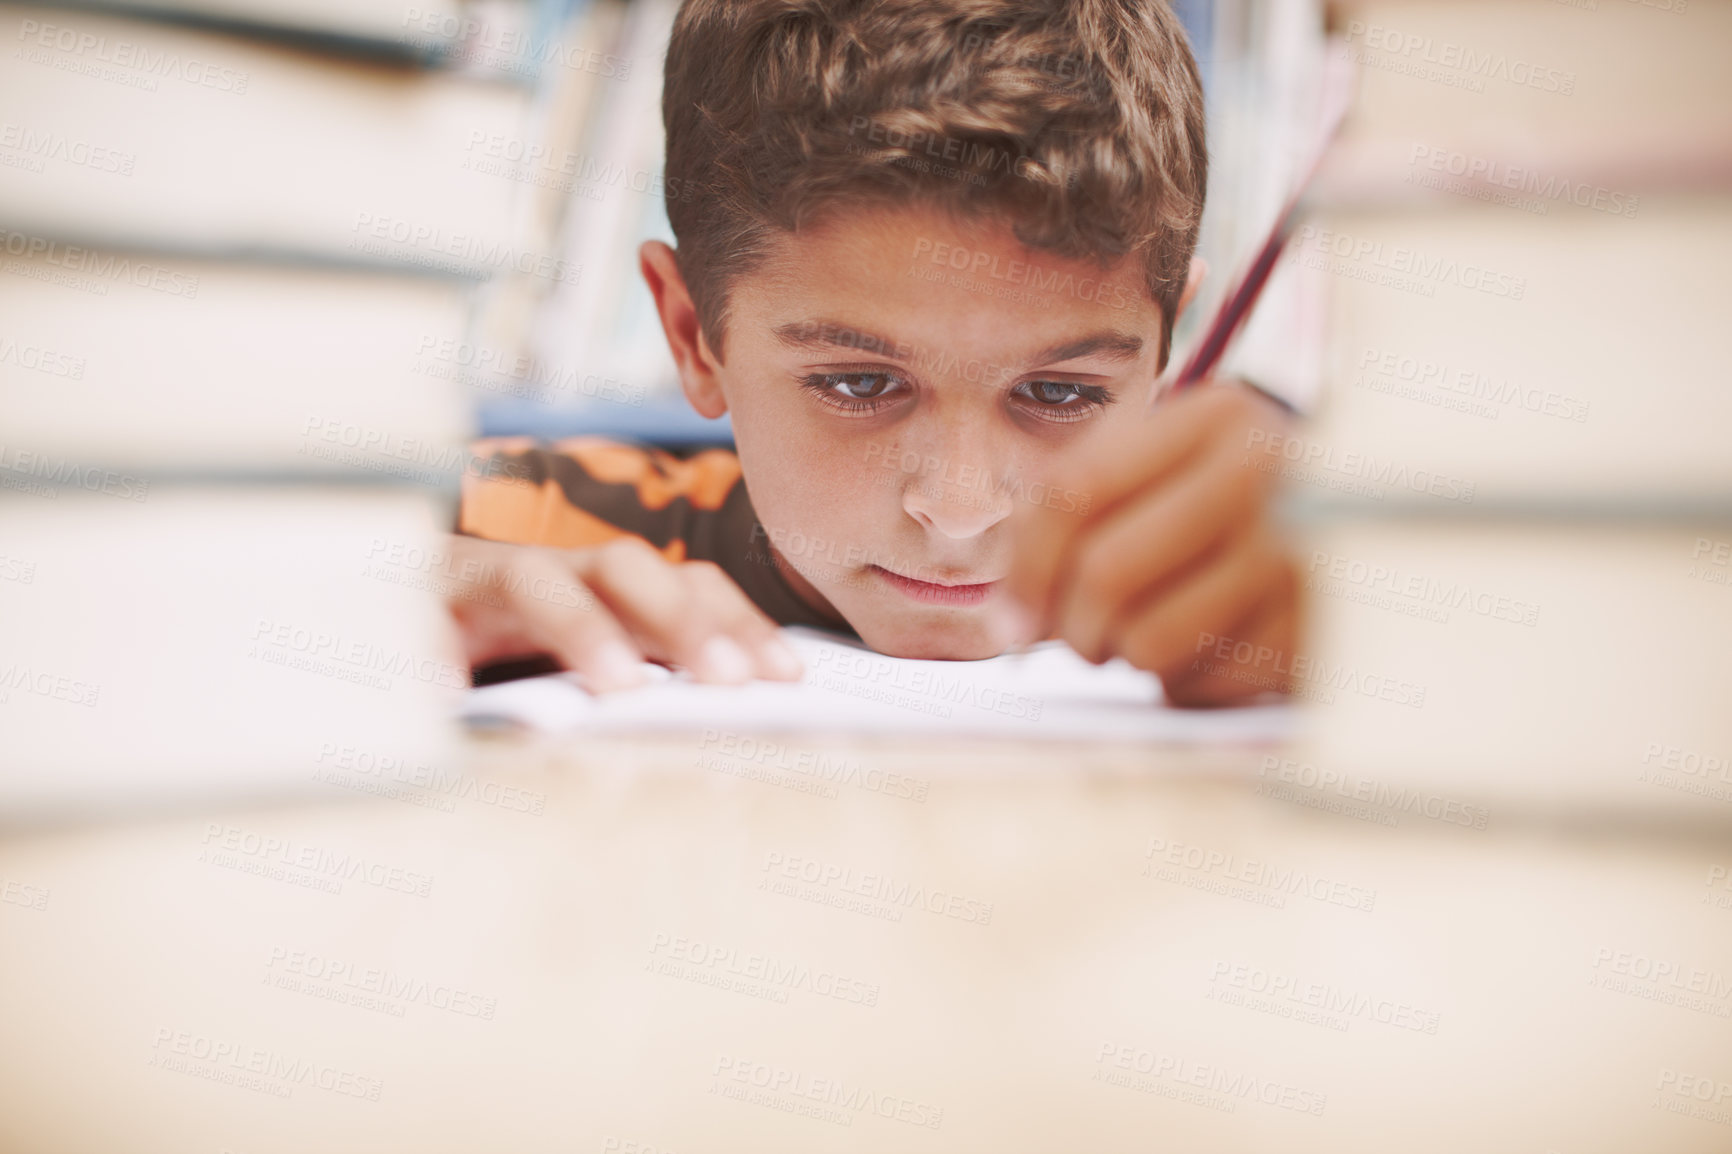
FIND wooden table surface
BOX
[3,730,1731,1154]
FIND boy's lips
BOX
[869,565,1000,607]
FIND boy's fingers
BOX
[496,550,648,693]
[570,536,700,658]
[1004,427,1189,621]
[682,561,805,682]
[1007,385,1273,631]
[573,539,787,684]
[1109,522,1296,684]
[1052,437,1268,663]
[1005,492,1090,631]
[1067,385,1252,517]
[1155,578,1300,707]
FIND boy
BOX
[448,0,1299,706]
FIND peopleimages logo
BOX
[0,123,135,175]
[149,1027,383,1100]
[1257,756,1490,830]
[461,132,679,201]
[648,932,881,1007]
[1342,20,1576,95]
[0,876,50,911]
[908,237,1140,311]
[0,444,149,502]
[1637,740,1732,804]
[0,554,36,584]
[1144,837,1378,912]
[0,333,87,379]
[1589,946,1732,1012]
[16,18,251,94]
[711,1056,943,1129]
[399,8,632,80]
[264,946,497,1019]
[1688,538,1732,589]
[313,741,547,816]
[1656,1068,1732,1107]
[199,823,435,898]
[1245,429,1476,505]
[1093,1042,1327,1116]
[1208,961,1443,1034]
[759,850,994,926]
[1406,144,1639,219]
[698,729,929,802]
[0,228,200,298]
[808,644,1044,723]
[1353,345,1590,423]
[1307,549,1540,628]
[299,416,528,485]
[0,663,101,708]
[413,335,647,406]
[1294,225,1526,301]
[848,116,1022,174]
[247,617,469,692]
[1190,631,1427,709]
[347,213,581,285]
[1653,1067,1732,1127]
[863,443,1091,515]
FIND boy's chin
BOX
[849,617,1010,662]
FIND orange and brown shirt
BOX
[458,437,847,632]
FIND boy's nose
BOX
[902,476,1013,540]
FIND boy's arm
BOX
[442,534,804,692]
[445,438,804,691]
[1005,383,1302,707]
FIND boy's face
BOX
[668,202,1169,660]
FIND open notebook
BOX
[461,627,1296,743]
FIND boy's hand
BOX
[1006,383,1301,707]
[444,534,804,692]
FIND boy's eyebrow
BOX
[772,320,911,359]
[772,320,1145,368]
[1030,331,1145,366]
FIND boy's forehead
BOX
[736,201,1163,358]
[771,199,1086,272]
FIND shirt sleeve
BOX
[457,436,853,633]
[458,436,743,561]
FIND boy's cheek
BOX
[732,442,890,579]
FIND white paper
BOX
[462,628,1296,744]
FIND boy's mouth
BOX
[869,565,999,607]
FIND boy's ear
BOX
[1176,256,1208,318]
[639,240,728,419]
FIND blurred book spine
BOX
[1280,0,1732,821]
[0,0,599,811]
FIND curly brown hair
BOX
[662,0,1208,368]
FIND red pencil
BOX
[1155,48,1355,403]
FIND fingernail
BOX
[588,640,647,693]
[759,638,804,680]
[695,635,754,684]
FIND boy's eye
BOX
[1012,379,1114,422]
[800,370,908,413]
[827,372,898,400]
[1022,381,1088,405]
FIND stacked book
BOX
[0,0,638,814]
[1275,0,1732,819]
